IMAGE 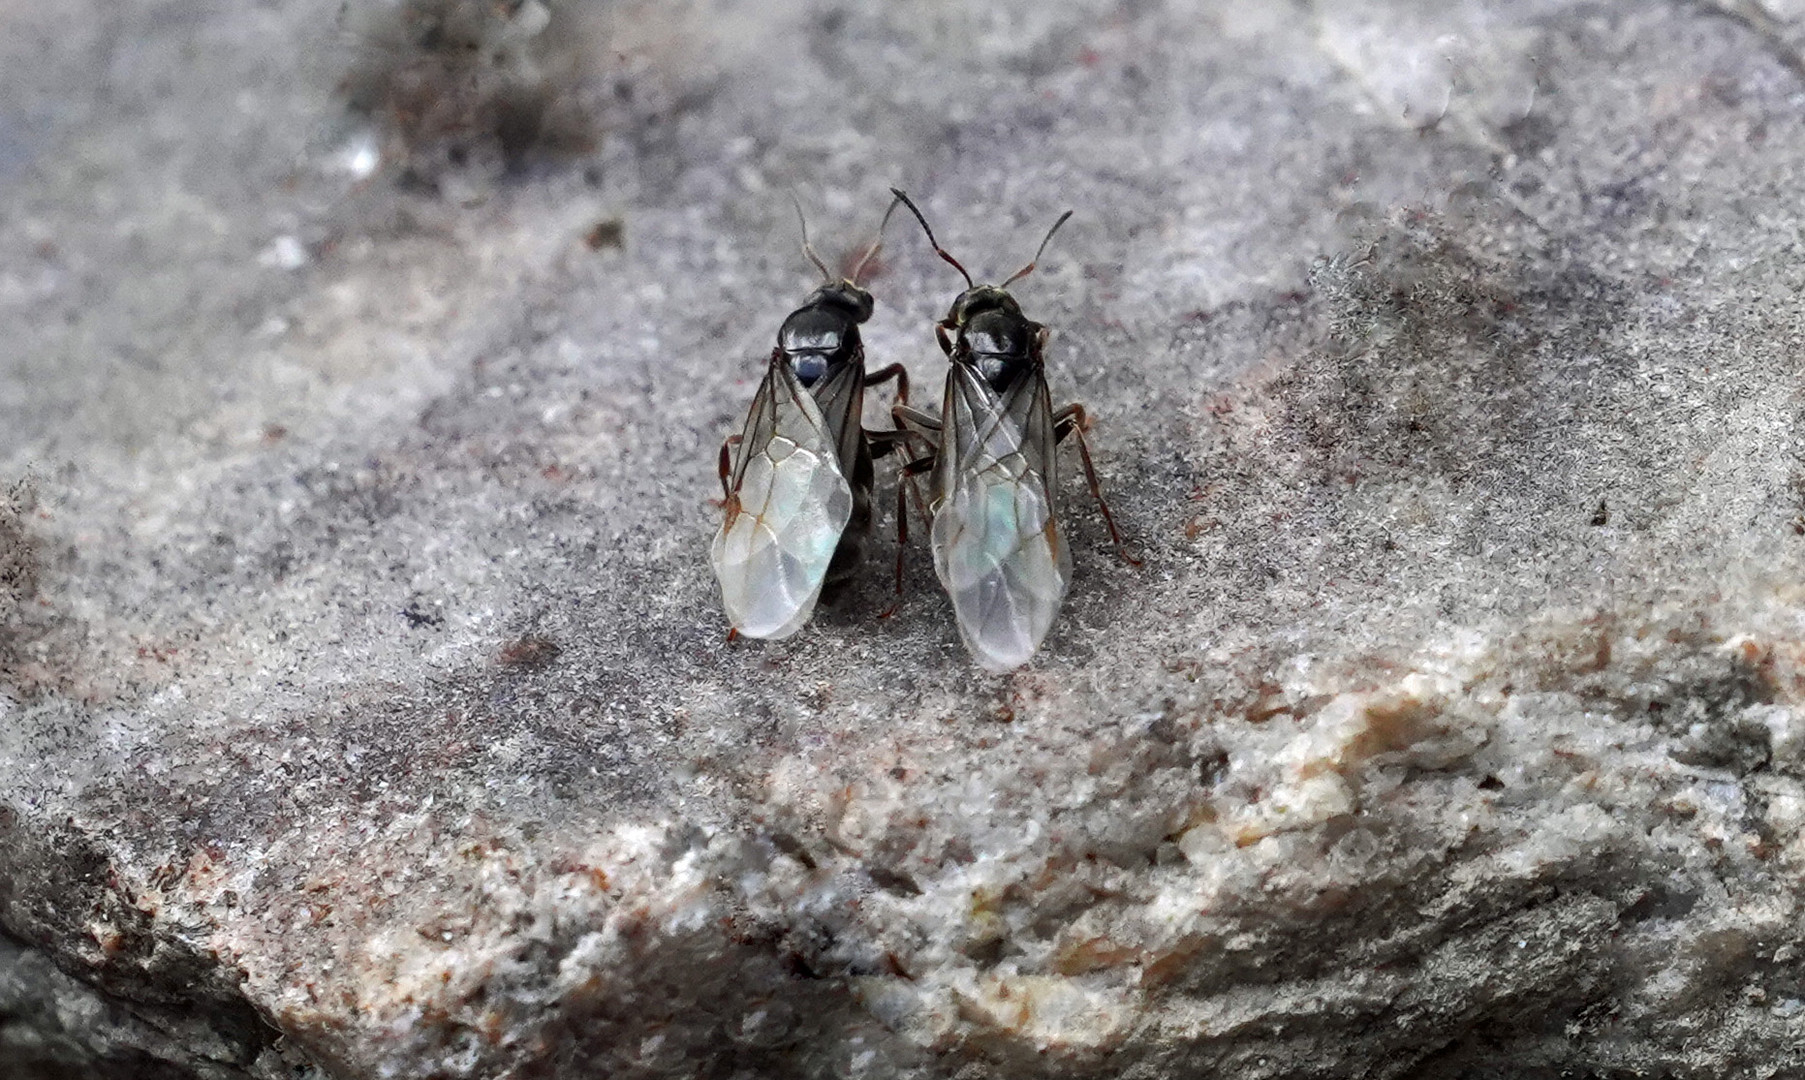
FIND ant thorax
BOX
[778,306,860,385]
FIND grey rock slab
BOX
[4,0,1805,1077]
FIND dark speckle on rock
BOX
[399,599,445,630]
[582,218,624,251]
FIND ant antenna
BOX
[788,188,833,284]
[849,193,902,285]
[890,187,974,289]
[1001,210,1073,288]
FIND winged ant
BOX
[710,195,909,640]
[886,187,1134,671]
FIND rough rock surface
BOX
[5,1,1805,1077]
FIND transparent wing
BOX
[711,356,854,638]
[808,344,867,476]
[929,363,1072,671]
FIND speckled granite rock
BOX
[5,1,1805,1077]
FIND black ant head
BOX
[802,279,876,324]
[785,189,897,325]
[775,194,899,386]
[944,284,1021,331]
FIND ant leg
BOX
[881,474,911,618]
[889,404,941,483]
[716,435,743,502]
[902,453,934,520]
[874,401,939,615]
[936,323,955,357]
[881,454,937,618]
[864,364,914,461]
[866,427,908,461]
[1052,403,1139,567]
[864,363,910,407]
[882,400,941,607]
[892,403,941,438]
[726,627,740,644]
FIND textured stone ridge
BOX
[5,1,1805,1077]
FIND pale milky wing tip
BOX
[712,362,853,640]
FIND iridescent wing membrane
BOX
[710,352,858,639]
[930,361,1072,672]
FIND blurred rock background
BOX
[4,0,1805,1077]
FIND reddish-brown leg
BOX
[881,453,937,618]
[892,403,941,439]
[1053,403,1139,566]
[878,400,943,616]
[864,362,910,407]
[716,435,743,502]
